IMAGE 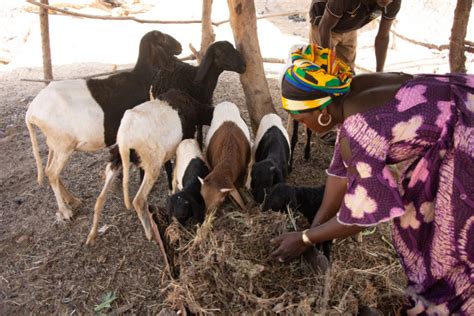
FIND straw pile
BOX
[158,205,406,315]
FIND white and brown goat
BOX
[199,102,251,212]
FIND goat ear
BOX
[198,177,204,185]
[219,188,233,193]
[229,188,247,210]
[194,46,214,84]
[153,45,174,72]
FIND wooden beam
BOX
[449,0,472,72]
[227,0,276,132]
[39,0,53,83]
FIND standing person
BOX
[309,0,401,72]
[274,45,474,314]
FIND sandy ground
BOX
[0,0,472,314]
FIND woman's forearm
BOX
[307,216,365,244]
[311,175,347,227]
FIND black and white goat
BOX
[262,183,332,259]
[151,40,246,145]
[249,113,290,204]
[25,30,182,221]
[165,139,209,225]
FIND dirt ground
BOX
[0,0,471,314]
[0,67,407,314]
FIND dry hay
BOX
[157,205,407,315]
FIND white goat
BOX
[86,89,213,244]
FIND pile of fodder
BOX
[159,206,406,314]
[326,224,407,314]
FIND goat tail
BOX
[120,145,132,210]
[25,115,44,185]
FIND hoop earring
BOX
[317,112,332,127]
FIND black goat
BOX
[262,183,332,260]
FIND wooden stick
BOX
[26,0,203,24]
[262,57,284,64]
[20,55,287,83]
[391,28,474,53]
[188,43,201,63]
[148,211,174,280]
[214,10,306,26]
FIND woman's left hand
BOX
[270,231,309,263]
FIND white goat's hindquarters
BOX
[252,113,290,156]
[117,100,183,165]
[27,79,106,151]
[205,101,251,147]
[116,100,183,241]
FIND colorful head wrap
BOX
[281,44,353,114]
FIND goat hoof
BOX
[56,208,73,221]
[85,234,96,246]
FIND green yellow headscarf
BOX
[281,44,353,114]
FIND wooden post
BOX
[449,0,471,73]
[200,0,215,63]
[227,0,275,132]
[40,0,53,82]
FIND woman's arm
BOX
[312,174,347,227]
[271,216,365,262]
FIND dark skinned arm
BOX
[318,8,341,49]
[270,216,365,262]
[374,18,394,72]
[271,174,358,262]
[311,174,347,227]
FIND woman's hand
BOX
[270,231,309,263]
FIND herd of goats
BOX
[25,30,330,257]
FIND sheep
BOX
[262,182,332,259]
[200,102,251,212]
[165,139,209,225]
[25,30,182,221]
[249,113,291,204]
[151,40,246,146]
[86,89,214,244]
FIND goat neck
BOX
[133,40,156,84]
[194,65,222,104]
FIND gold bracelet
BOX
[302,229,313,246]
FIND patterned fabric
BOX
[328,74,474,314]
[281,44,353,114]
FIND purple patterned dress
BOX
[327,74,474,314]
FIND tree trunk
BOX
[449,0,472,73]
[227,0,275,132]
[40,0,53,83]
[200,0,215,63]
